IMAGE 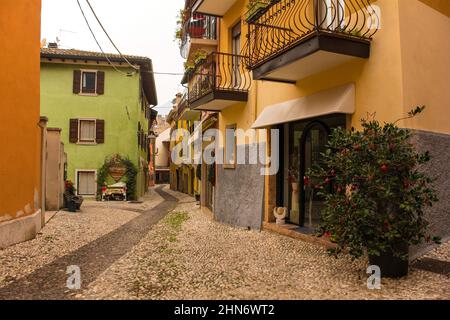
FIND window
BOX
[224,124,237,169]
[77,171,96,196]
[79,120,96,143]
[82,71,97,94]
[73,70,105,95]
[320,0,345,30]
[69,119,105,144]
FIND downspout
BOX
[38,116,48,228]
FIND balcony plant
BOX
[245,0,278,23]
[307,106,440,278]
[174,9,188,44]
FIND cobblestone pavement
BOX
[0,186,449,300]
[0,186,176,299]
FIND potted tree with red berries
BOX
[307,106,440,278]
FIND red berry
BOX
[381,164,388,173]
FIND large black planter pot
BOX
[368,243,409,278]
[67,201,78,213]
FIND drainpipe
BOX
[38,116,48,228]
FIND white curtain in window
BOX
[78,172,96,195]
[80,120,95,141]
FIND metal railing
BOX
[180,13,218,59]
[177,92,189,117]
[188,52,251,104]
[244,0,380,68]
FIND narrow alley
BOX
[0,186,448,300]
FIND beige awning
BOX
[251,83,355,129]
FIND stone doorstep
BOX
[262,222,337,250]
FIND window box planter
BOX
[189,24,205,38]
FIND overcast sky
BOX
[41,0,185,114]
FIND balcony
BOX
[177,92,201,121]
[192,0,239,16]
[188,52,251,111]
[180,13,218,60]
[244,0,380,83]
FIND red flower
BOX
[303,176,310,186]
[380,164,389,174]
[324,178,331,185]
[324,231,332,238]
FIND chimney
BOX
[48,42,58,49]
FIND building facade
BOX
[167,93,203,198]
[0,0,45,248]
[40,48,158,199]
[180,0,450,256]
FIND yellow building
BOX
[182,0,450,252]
[0,0,45,248]
[167,92,202,198]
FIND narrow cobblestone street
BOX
[0,186,448,300]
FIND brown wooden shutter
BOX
[69,119,79,143]
[96,71,105,95]
[96,119,105,144]
[73,70,81,94]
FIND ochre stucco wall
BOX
[399,0,450,134]
[0,0,42,221]
[418,0,450,17]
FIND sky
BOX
[41,0,186,115]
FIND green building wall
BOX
[40,63,149,198]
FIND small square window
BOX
[82,71,97,94]
[79,120,96,143]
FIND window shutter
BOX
[96,71,105,95]
[73,70,81,94]
[96,119,105,144]
[69,119,79,143]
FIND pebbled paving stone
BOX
[0,186,177,300]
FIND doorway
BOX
[299,121,330,228]
[279,115,346,228]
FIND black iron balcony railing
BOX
[180,13,218,59]
[177,92,189,117]
[244,0,380,69]
[188,52,251,106]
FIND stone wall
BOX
[214,144,265,230]
[410,130,450,258]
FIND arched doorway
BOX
[299,121,331,228]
